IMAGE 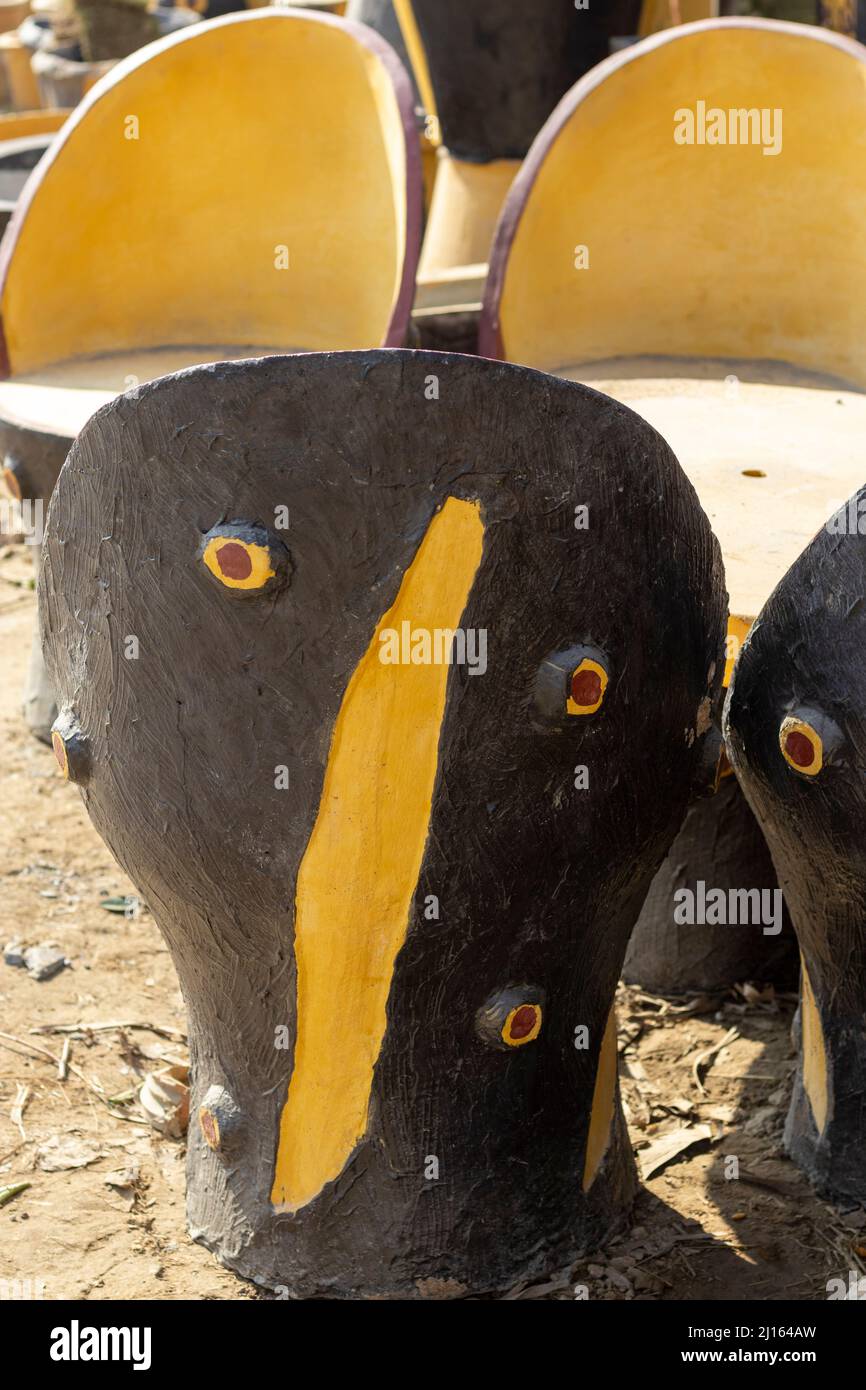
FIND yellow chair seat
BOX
[0,345,294,438]
[559,356,866,624]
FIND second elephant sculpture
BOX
[726,483,866,1205]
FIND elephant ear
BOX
[725,483,866,1206]
[40,349,725,1298]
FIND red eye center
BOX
[785,730,816,768]
[571,668,602,707]
[509,1005,539,1041]
[216,542,253,580]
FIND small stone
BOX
[744,1106,778,1136]
[606,1267,633,1293]
[3,942,26,967]
[587,1263,605,1278]
[22,945,69,981]
[608,1255,633,1270]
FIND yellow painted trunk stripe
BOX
[271,497,485,1212]
[582,1004,618,1191]
[801,957,828,1134]
[724,614,751,687]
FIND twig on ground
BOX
[735,1167,804,1198]
[31,1020,187,1044]
[0,1030,148,1124]
[692,1026,740,1094]
[10,1083,30,1139]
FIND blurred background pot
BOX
[0,130,54,232]
[29,5,197,105]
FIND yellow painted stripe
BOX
[393,0,440,142]
[582,1004,618,1191]
[801,956,828,1134]
[724,614,751,688]
[271,497,485,1211]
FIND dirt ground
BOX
[1,538,863,1302]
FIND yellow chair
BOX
[0,7,421,507]
[397,2,717,303]
[480,16,866,642]
[0,30,41,110]
[0,107,70,139]
[0,2,41,110]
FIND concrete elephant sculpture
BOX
[40,350,725,1296]
[726,483,866,1204]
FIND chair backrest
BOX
[0,8,421,376]
[480,18,866,388]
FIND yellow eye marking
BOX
[566,657,608,715]
[779,716,822,776]
[501,1003,542,1047]
[49,711,90,784]
[202,535,276,592]
[51,730,69,779]
[199,1106,222,1151]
